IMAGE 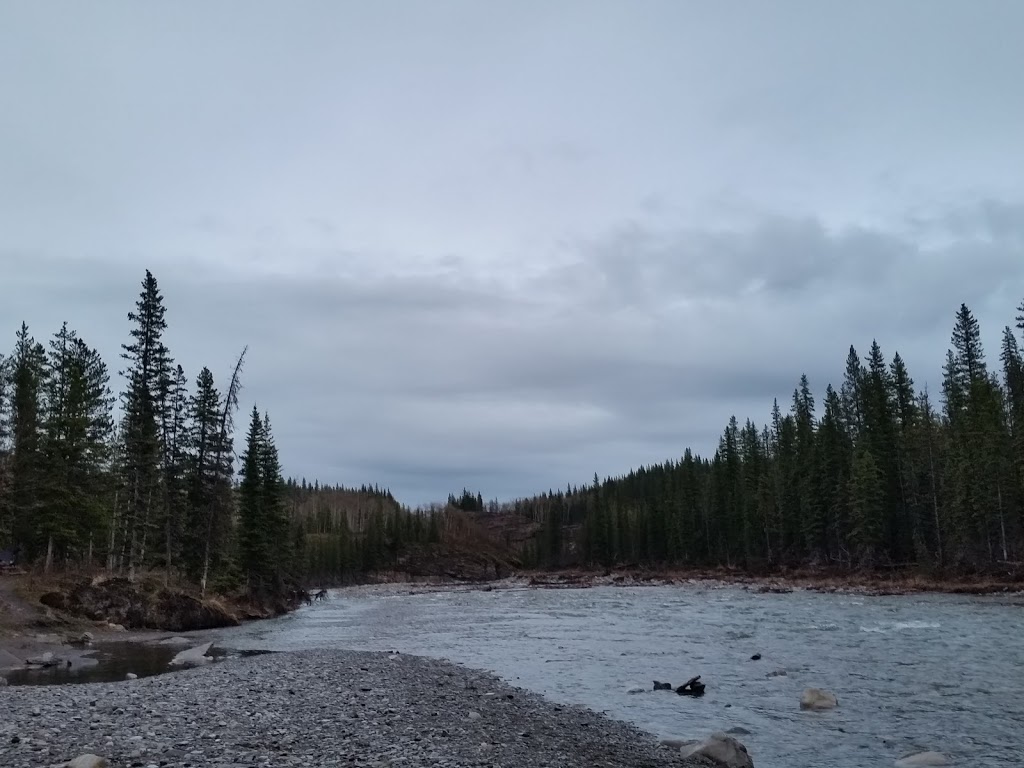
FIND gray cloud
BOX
[3,2,1024,504]
[4,203,1023,505]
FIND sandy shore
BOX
[0,649,716,768]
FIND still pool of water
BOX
[219,583,1023,767]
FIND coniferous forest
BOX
[0,271,447,597]
[2,274,1024,591]
[507,300,1024,578]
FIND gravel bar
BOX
[0,649,714,767]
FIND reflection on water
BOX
[222,583,1023,768]
[4,642,177,686]
[4,642,272,686]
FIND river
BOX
[219,581,1021,767]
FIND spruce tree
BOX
[849,445,883,566]
[39,325,113,570]
[237,406,266,591]
[951,303,986,387]
[259,412,289,586]
[119,270,171,579]
[184,367,226,582]
[840,345,865,439]
[8,324,48,560]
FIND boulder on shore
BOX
[678,732,754,768]
[800,687,838,710]
[26,651,63,668]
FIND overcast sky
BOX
[2,1,1023,506]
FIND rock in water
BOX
[895,751,950,766]
[169,641,213,666]
[26,652,63,667]
[679,732,754,768]
[800,687,838,710]
[652,680,672,691]
[66,631,94,647]
[675,675,706,696]
[750,653,761,661]
[66,755,109,768]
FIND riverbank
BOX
[0,649,717,768]
[0,572,303,681]
[519,566,1024,595]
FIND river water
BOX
[219,582,1022,767]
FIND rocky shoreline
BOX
[518,568,1024,596]
[0,649,718,767]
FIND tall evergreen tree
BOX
[7,324,48,558]
[118,271,171,579]
[38,325,114,570]
[237,406,266,590]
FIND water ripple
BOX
[222,585,1023,768]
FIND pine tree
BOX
[160,364,189,583]
[840,346,865,439]
[238,406,266,591]
[815,385,851,564]
[259,411,290,587]
[7,324,48,560]
[184,367,226,582]
[39,325,114,570]
[849,445,883,566]
[951,303,986,387]
[118,270,171,579]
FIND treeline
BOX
[0,270,461,592]
[508,299,1024,576]
[0,270,300,595]
[281,479,449,583]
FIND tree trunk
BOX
[139,489,153,568]
[165,512,173,588]
[127,474,140,581]
[998,483,1008,562]
[44,534,54,574]
[107,490,119,571]
[927,436,942,564]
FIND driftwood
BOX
[676,675,706,696]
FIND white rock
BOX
[169,642,213,666]
[125,673,138,680]
[679,732,754,768]
[800,687,838,710]
[66,755,109,768]
[467,711,482,721]
[895,751,951,766]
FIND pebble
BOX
[0,649,710,767]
